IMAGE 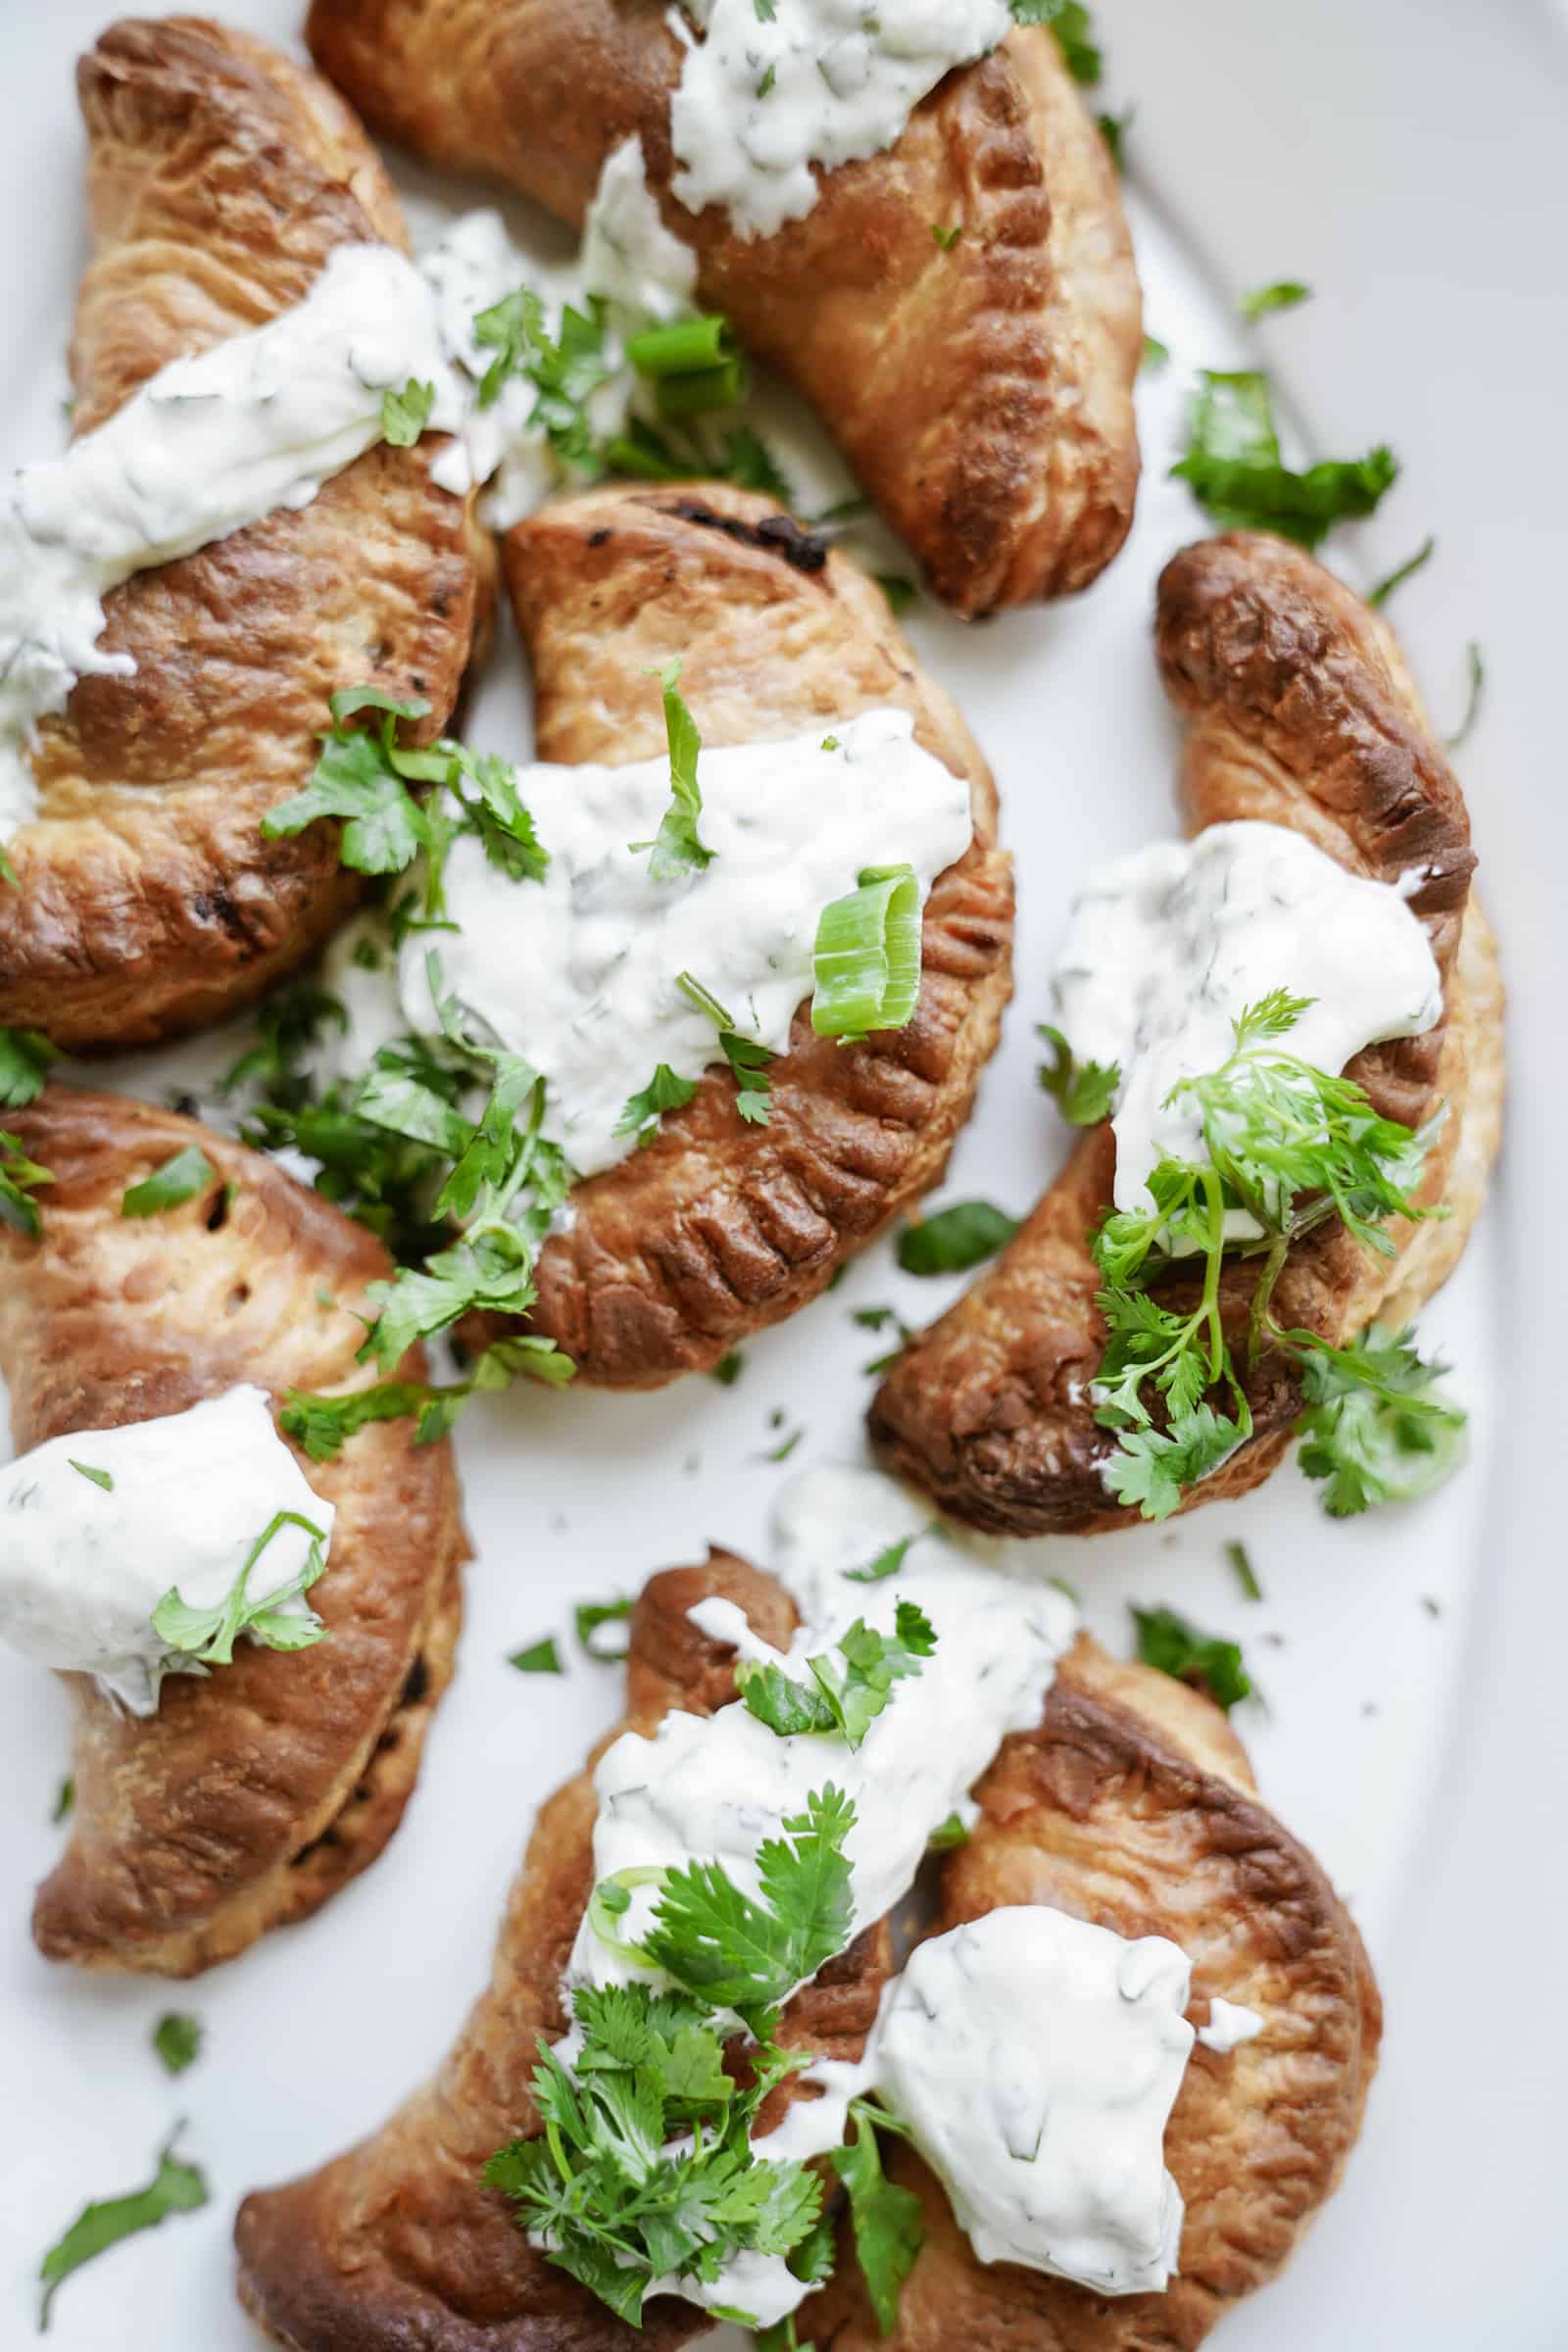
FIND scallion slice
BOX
[810,863,922,1043]
[625,315,735,377]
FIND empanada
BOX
[869,531,1506,1533]
[233,1549,893,2351]
[0,18,487,1052]
[799,1634,1381,2352]
[0,1086,466,1977]
[477,482,1013,1387]
[304,1,1142,616]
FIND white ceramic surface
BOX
[1,2,1564,2345]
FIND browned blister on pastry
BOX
[0,1087,467,1977]
[305,0,1142,616]
[233,1553,893,2352]
[0,17,489,1052]
[799,1634,1382,2352]
[476,483,1013,1388]
[868,531,1505,1533]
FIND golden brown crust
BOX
[0,1086,467,1976]
[0,17,488,1053]
[868,533,1505,1533]
[490,484,1013,1387]
[233,1552,893,2352]
[800,1634,1382,2352]
[305,0,1142,615]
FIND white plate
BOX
[2,3,1564,2344]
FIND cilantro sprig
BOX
[630,663,711,880]
[1038,1022,1119,1126]
[736,1603,936,1750]
[1132,1602,1251,1711]
[485,1983,821,2327]
[1172,369,1396,549]
[1088,991,1456,1521]
[0,1127,52,1237]
[0,1023,56,1108]
[37,2128,209,2328]
[151,1509,331,1664]
[830,2102,925,2335]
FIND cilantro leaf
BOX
[37,2128,209,2328]
[616,1062,699,1148]
[278,1350,536,1460]
[380,377,435,446]
[472,283,548,409]
[1237,280,1311,319]
[1100,1405,1247,1522]
[121,1146,216,1218]
[1132,1602,1251,1710]
[511,1636,564,1674]
[710,1349,746,1386]
[1294,1323,1466,1515]
[830,2104,925,2336]
[152,2013,202,2077]
[843,1532,920,1585]
[629,663,711,879]
[220,983,347,1106]
[153,1509,331,1664]
[1007,0,1102,84]
[927,1812,969,1851]
[0,1024,56,1108]
[69,1460,114,1492]
[52,1776,74,1824]
[1037,1023,1119,1126]
[640,1784,857,2031]
[263,695,432,875]
[739,1601,936,1751]
[1171,369,1396,548]
[897,1200,1018,1276]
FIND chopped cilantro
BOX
[0,1024,56,1108]
[510,1636,564,1675]
[121,1147,216,1219]
[1132,1602,1251,1711]
[897,1200,1018,1276]
[1171,369,1396,548]
[736,1600,936,1748]
[830,2102,925,2334]
[380,377,435,446]
[1237,280,1312,320]
[37,2128,209,2328]
[152,2014,202,2078]
[628,663,711,879]
[1038,1023,1119,1125]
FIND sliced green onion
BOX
[810,863,922,1043]
[656,357,749,418]
[625,315,736,377]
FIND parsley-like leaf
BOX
[1132,1602,1251,1711]
[629,663,711,879]
[0,1024,57,1108]
[69,1460,114,1493]
[511,1636,564,1674]
[153,1509,331,1664]
[710,1349,746,1386]
[37,2128,209,2328]
[1037,1023,1119,1125]
[380,377,435,446]
[843,1532,920,1585]
[262,691,433,875]
[616,1062,699,1148]
[830,2103,925,2336]
[1007,0,1102,84]
[738,1604,936,1751]
[152,2013,202,2077]
[897,1200,1018,1276]
[1294,1322,1466,1515]
[1237,280,1311,319]
[52,1776,74,1825]
[1172,369,1396,548]
[5,1124,60,1236]
[121,1147,216,1218]
[927,1812,969,1851]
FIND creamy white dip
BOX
[1048,820,1444,1213]
[398,708,972,1181]
[0,1386,334,1714]
[1197,1996,1264,2053]
[874,1906,1193,2296]
[669,0,1010,239]
[0,242,460,845]
[554,1464,1075,2324]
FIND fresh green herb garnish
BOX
[736,1600,937,1749]
[627,315,748,418]
[763,1425,805,1462]
[380,377,435,446]
[1295,1323,1466,1515]
[830,2102,925,2335]
[1366,536,1436,610]
[675,973,774,1127]
[812,863,921,1043]
[1171,369,1396,548]
[1007,0,1102,84]
[485,1981,820,2328]
[931,223,962,252]
[152,1509,330,1665]
[510,1636,564,1675]
[1141,333,1170,372]
[1090,991,1446,1521]
[279,1341,545,1460]
[52,1777,74,1825]
[1098,108,1131,170]
[121,1147,216,1219]
[37,2127,209,2328]
[927,1811,969,1851]
[897,1200,1018,1276]
[576,1596,633,1661]
[0,1024,56,1107]
[69,1461,113,1493]
[711,1348,746,1386]
[1038,1023,1119,1126]
[0,1127,52,1237]
[616,1062,699,1148]
[1237,280,1311,320]
[473,287,613,469]
[1226,1540,1263,1601]
[152,2014,202,2078]
[875,574,919,617]
[220,984,346,1107]
[630,663,711,879]
[1132,1602,1251,1711]
[843,1532,920,1585]
[1446,642,1486,750]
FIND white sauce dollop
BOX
[875,1906,1193,2296]
[557,1464,1076,2325]
[0,1386,334,1714]
[0,243,461,845]
[1048,820,1444,1213]
[670,0,1010,239]
[400,708,973,1181]
[1197,1996,1264,2053]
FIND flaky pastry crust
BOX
[0,17,488,1052]
[800,1634,1382,2352]
[0,1086,466,1977]
[234,1552,893,2352]
[305,0,1142,616]
[484,483,1014,1387]
[869,532,1506,1533]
